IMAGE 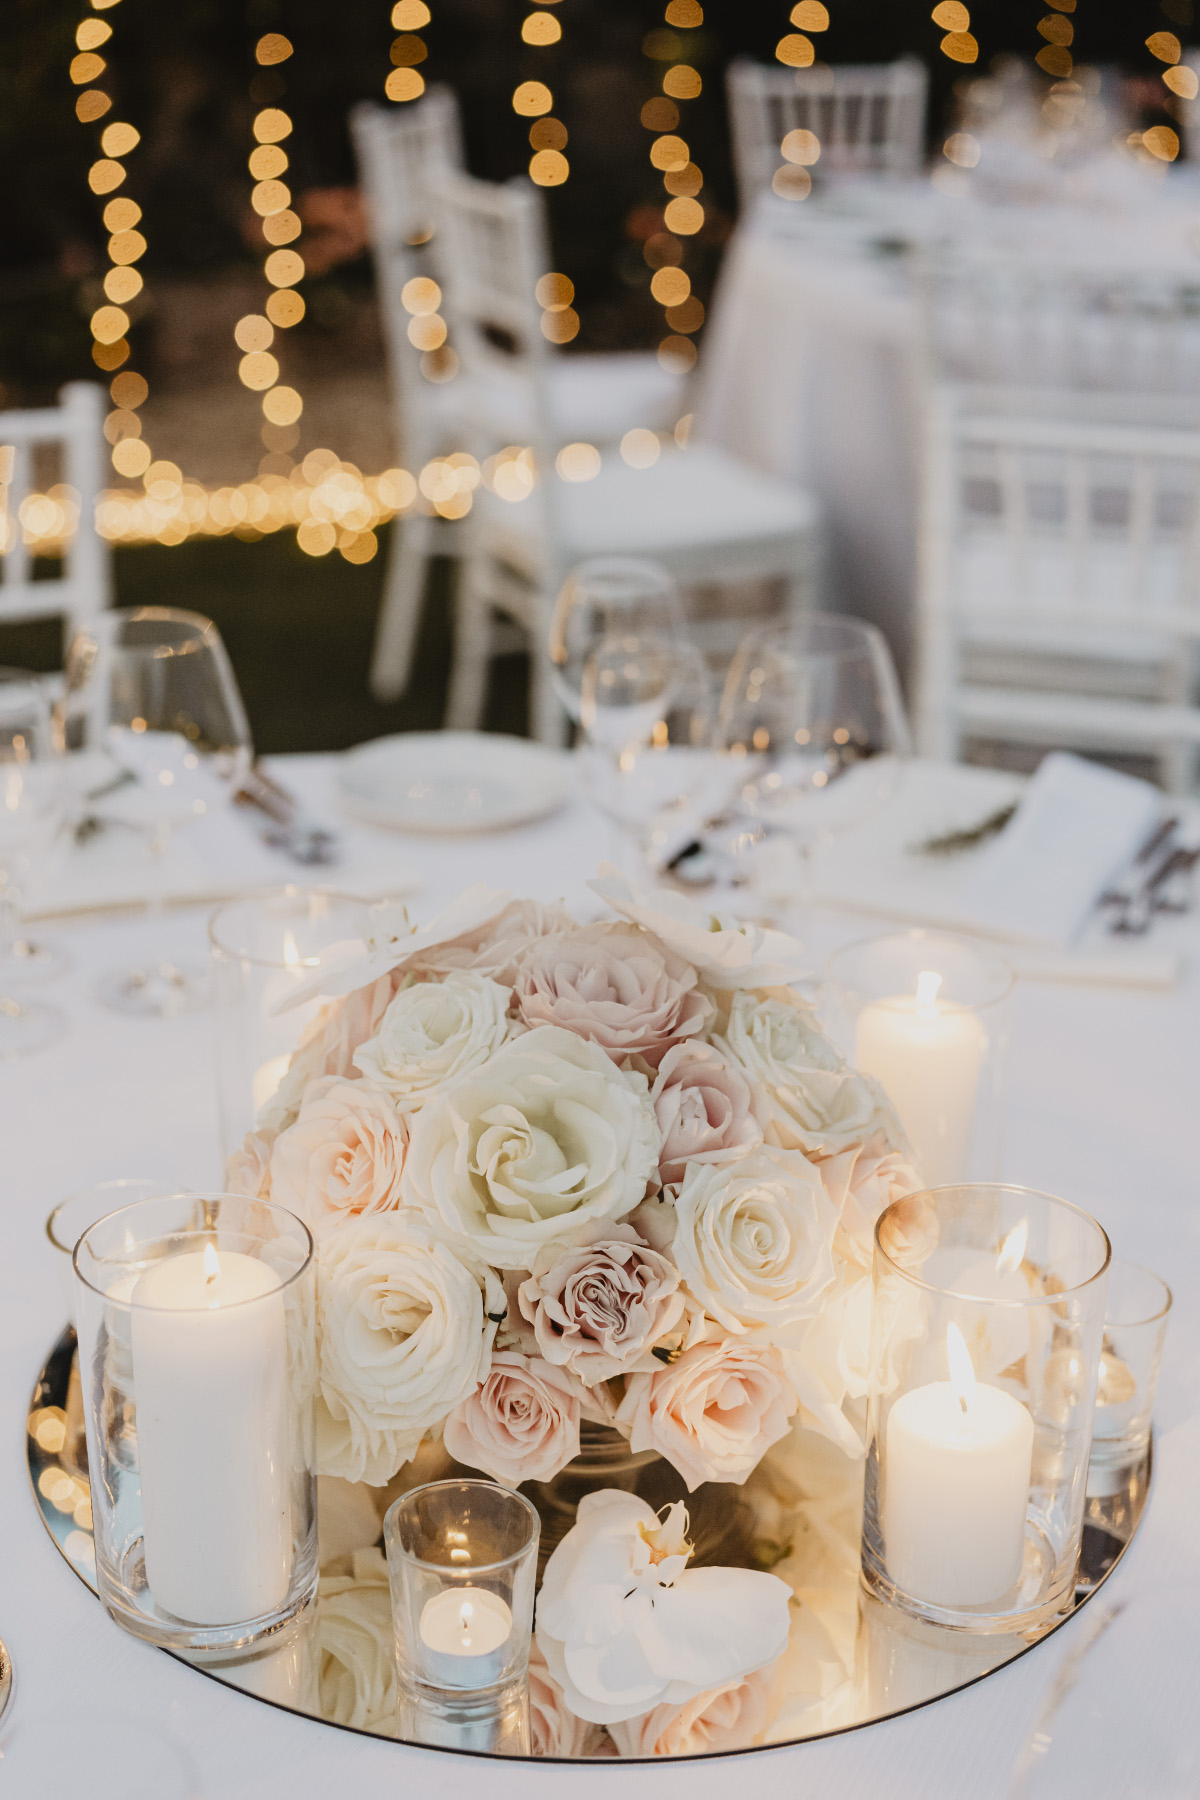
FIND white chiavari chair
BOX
[0,382,111,650]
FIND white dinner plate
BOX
[335,731,575,835]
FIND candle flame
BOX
[947,1321,976,1416]
[203,1243,221,1286]
[458,1599,474,1647]
[915,970,942,1017]
[996,1219,1028,1276]
[282,930,301,969]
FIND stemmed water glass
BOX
[716,614,910,926]
[579,629,717,876]
[548,557,688,724]
[61,607,252,1017]
[0,670,68,1057]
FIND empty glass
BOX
[61,608,253,1018]
[547,557,687,723]
[1087,1260,1171,1497]
[47,1177,190,1326]
[0,671,68,1057]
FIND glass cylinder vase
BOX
[823,929,1014,1187]
[74,1193,318,1658]
[208,887,373,1163]
[861,1184,1110,1635]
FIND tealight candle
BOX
[884,1323,1034,1609]
[419,1587,513,1690]
[856,971,986,1186]
[131,1242,292,1626]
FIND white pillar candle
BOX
[419,1587,513,1690]
[855,972,986,1186]
[884,1324,1034,1608]
[131,1243,292,1626]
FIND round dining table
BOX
[1,751,1195,1797]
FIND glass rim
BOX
[1105,1258,1173,1327]
[742,611,892,664]
[384,1479,541,1573]
[46,1180,191,1255]
[87,604,222,648]
[207,884,373,966]
[874,1183,1112,1304]
[72,1192,314,1310]
[825,927,1017,1011]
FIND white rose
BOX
[671,1146,839,1336]
[315,1212,503,1484]
[318,1547,396,1734]
[718,990,900,1157]
[269,1078,409,1233]
[353,970,513,1111]
[403,1025,660,1270]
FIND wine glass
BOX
[0,671,68,1057]
[716,614,910,925]
[61,607,252,1017]
[579,629,718,876]
[548,557,688,723]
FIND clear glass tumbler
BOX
[862,1184,1110,1635]
[1087,1259,1171,1497]
[208,887,373,1164]
[47,1176,190,1327]
[823,929,1014,1187]
[74,1193,318,1658]
[384,1479,540,1752]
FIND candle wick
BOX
[957,1392,968,1417]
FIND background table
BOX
[2,753,1197,1795]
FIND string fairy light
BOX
[768,2,828,202]
[931,0,978,68]
[511,0,578,349]
[640,0,706,386]
[1143,21,1191,161]
[386,0,430,104]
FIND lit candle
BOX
[884,1323,1034,1608]
[131,1242,292,1626]
[419,1587,513,1690]
[855,971,987,1186]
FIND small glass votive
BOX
[823,930,1014,1187]
[384,1480,540,1753]
[74,1193,318,1658]
[1087,1259,1171,1498]
[47,1178,190,1327]
[862,1184,1110,1635]
[208,888,373,1163]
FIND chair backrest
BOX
[920,252,1200,394]
[0,382,111,647]
[350,90,465,465]
[727,57,928,209]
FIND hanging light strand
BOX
[513,0,577,345]
[1145,21,1193,161]
[931,0,978,68]
[641,0,706,379]
[387,0,429,103]
[769,1,829,201]
[71,0,159,481]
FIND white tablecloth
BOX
[2,753,1197,1796]
[696,171,1200,683]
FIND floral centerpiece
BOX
[231,870,921,1753]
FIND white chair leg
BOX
[446,556,494,731]
[369,513,433,701]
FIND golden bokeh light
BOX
[297,518,336,556]
[663,196,704,234]
[253,108,293,144]
[536,271,574,309]
[263,386,303,425]
[530,148,569,185]
[422,346,460,381]
[341,529,379,564]
[76,90,112,122]
[91,304,130,344]
[641,97,680,131]
[266,288,306,328]
[1143,125,1180,161]
[664,161,702,197]
[620,428,660,469]
[541,307,580,343]
[108,228,147,264]
[773,164,812,200]
[650,134,690,171]
[88,159,125,194]
[1146,30,1182,63]
[112,438,151,477]
[255,33,294,64]
[144,461,182,494]
[530,117,568,149]
[513,81,554,116]
[235,314,275,352]
[665,0,703,23]
[70,53,107,84]
[675,412,694,446]
[265,248,305,287]
[393,0,431,24]
[650,265,690,305]
[249,144,288,180]
[407,314,448,350]
[644,231,684,268]
[263,211,302,245]
[103,408,141,444]
[943,131,981,168]
[522,11,562,44]
[781,128,821,165]
[92,338,129,370]
[103,266,142,303]
[100,121,140,157]
[390,34,428,65]
[111,371,148,409]
[76,18,112,49]
[791,0,828,25]
[556,442,601,482]
[662,64,702,98]
[931,0,969,29]
[775,34,814,68]
[1037,14,1072,46]
[658,334,698,371]
[401,276,442,314]
[666,295,704,332]
[252,179,291,217]
[386,68,426,102]
[103,196,141,231]
[239,351,280,391]
[1164,64,1199,98]
[1034,43,1070,75]
[644,30,683,59]
[941,30,979,62]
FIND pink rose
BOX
[617,1338,796,1491]
[408,898,574,987]
[269,1077,409,1232]
[528,1641,601,1757]
[651,1041,762,1189]
[609,1664,774,1756]
[442,1352,582,1484]
[226,1129,273,1199]
[517,1224,685,1385]
[513,924,714,1069]
[259,971,404,1134]
[819,1132,922,1270]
